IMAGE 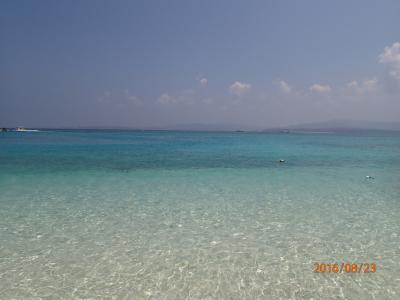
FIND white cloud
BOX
[347,78,378,94]
[363,79,378,91]
[199,78,208,87]
[277,80,291,94]
[347,80,359,89]
[157,93,177,105]
[123,90,143,106]
[309,84,331,93]
[157,90,195,105]
[229,81,252,96]
[379,41,400,81]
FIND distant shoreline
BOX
[2,127,400,134]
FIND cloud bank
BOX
[91,41,399,129]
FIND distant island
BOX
[285,120,400,131]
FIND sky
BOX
[1,0,399,129]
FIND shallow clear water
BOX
[0,130,399,299]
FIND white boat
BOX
[14,127,39,132]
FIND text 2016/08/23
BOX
[314,263,377,273]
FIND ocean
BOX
[0,130,399,299]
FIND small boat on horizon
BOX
[14,127,39,132]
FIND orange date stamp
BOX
[313,262,377,273]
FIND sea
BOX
[0,130,399,299]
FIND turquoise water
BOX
[0,130,399,299]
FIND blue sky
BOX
[1,0,399,128]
